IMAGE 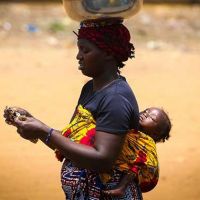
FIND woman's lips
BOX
[78,63,84,70]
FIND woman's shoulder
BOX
[103,76,137,102]
[97,77,139,116]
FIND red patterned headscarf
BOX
[76,18,135,68]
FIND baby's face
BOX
[139,107,165,141]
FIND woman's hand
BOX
[4,106,50,141]
[13,116,50,140]
[4,106,33,125]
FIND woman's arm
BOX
[10,116,126,171]
[46,129,126,171]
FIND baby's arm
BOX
[103,172,136,197]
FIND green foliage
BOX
[48,21,66,33]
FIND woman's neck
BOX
[92,72,119,92]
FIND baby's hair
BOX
[156,109,172,143]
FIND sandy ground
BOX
[0,3,200,200]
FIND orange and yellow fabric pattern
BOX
[55,105,159,192]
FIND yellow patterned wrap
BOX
[103,131,159,192]
[62,105,96,143]
[55,105,159,192]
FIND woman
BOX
[4,18,141,199]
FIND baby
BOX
[103,107,171,197]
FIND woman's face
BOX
[139,108,165,141]
[76,39,107,77]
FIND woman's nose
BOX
[76,51,83,60]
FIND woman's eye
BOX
[78,45,90,54]
[83,49,89,53]
[79,46,90,53]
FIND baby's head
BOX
[139,107,171,143]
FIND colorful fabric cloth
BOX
[102,168,142,200]
[113,131,159,193]
[61,161,142,200]
[55,105,158,195]
[61,161,103,200]
[55,105,96,161]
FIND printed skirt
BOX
[61,161,143,200]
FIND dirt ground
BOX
[0,3,200,200]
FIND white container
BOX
[63,0,143,21]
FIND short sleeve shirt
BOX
[77,76,139,134]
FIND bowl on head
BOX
[62,0,143,21]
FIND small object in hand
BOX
[5,106,38,144]
[5,106,21,122]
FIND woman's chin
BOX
[78,65,84,70]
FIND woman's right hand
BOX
[4,106,33,125]
[4,106,50,141]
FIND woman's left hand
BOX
[13,116,49,140]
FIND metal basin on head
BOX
[63,0,143,21]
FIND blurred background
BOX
[0,0,200,200]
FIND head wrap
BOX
[76,18,135,68]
